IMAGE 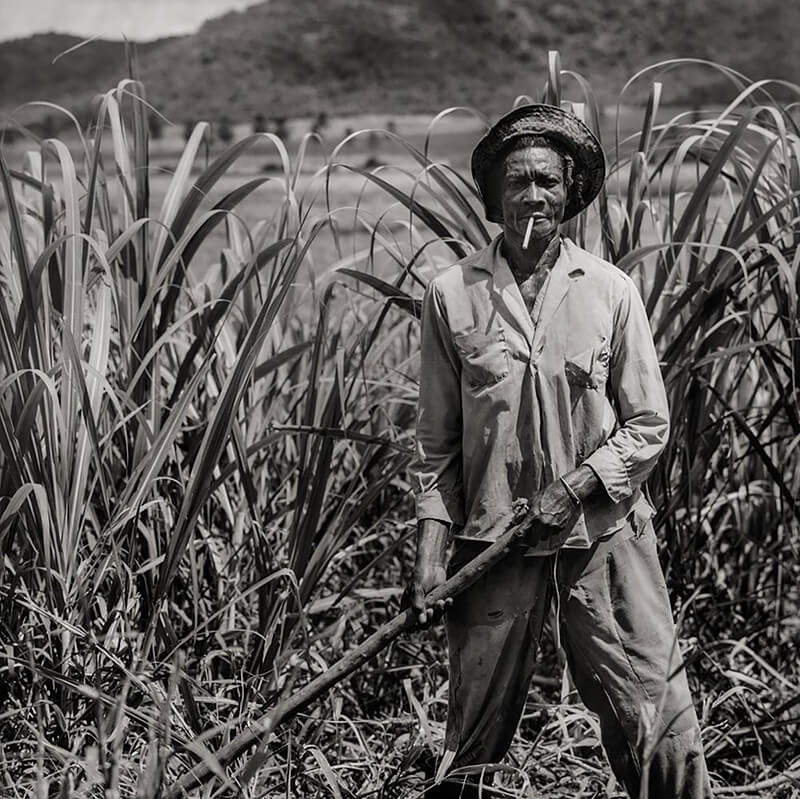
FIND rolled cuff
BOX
[415,490,465,527]
[583,446,632,503]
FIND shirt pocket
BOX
[564,340,611,392]
[453,326,510,389]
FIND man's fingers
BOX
[413,590,438,624]
[410,583,426,613]
[410,586,451,627]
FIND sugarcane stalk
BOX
[167,504,536,797]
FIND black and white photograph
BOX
[1,1,798,796]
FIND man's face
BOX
[499,145,567,244]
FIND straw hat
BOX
[471,103,606,223]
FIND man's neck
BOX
[501,232,561,283]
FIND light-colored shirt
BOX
[411,235,669,553]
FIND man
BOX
[409,104,711,798]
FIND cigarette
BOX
[522,217,534,249]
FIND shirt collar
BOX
[470,234,585,277]
[469,235,585,351]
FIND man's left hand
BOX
[523,479,582,549]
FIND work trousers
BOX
[434,515,711,798]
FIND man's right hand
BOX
[407,519,452,626]
[409,560,450,626]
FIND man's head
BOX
[489,136,574,244]
[471,104,605,226]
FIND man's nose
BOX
[523,182,545,204]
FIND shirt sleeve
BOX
[410,280,465,527]
[583,275,670,502]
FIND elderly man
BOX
[410,105,711,798]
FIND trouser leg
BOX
[559,516,712,799]
[440,540,551,773]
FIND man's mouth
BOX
[524,214,547,225]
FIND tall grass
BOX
[0,55,798,797]
[0,79,420,795]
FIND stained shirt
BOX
[411,235,669,554]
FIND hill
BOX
[2,0,799,126]
[0,34,175,121]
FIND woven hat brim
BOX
[471,104,606,222]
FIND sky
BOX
[0,0,259,42]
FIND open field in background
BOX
[2,102,739,285]
[0,54,799,798]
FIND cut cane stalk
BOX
[167,502,538,796]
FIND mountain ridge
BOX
[2,1,798,126]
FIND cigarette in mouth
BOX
[522,217,534,249]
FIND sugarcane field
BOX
[1,2,799,797]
